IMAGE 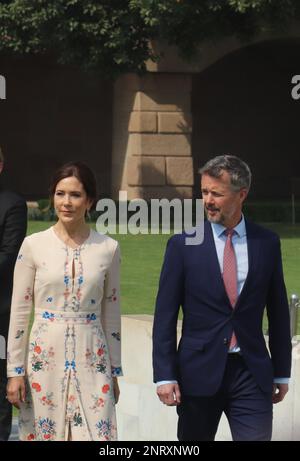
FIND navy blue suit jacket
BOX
[153,220,292,396]
[0,186,27,377]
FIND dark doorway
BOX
[0,55,113,200]
[192,39,300,200]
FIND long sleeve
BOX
[266,236,291,378]
[0,198,27,316]
[0,199,27,277]
[101,242,122,378]
[152,236,184,383]
[7,237,35,377]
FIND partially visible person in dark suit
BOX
[0,147,27,440]
[153,154,292,441]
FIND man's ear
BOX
[239,188,248,204]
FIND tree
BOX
[0,0,300,77]
[135,0,300,59]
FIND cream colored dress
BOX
[7,227,122,441]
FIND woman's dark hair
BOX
[49,161,97,206]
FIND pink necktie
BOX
[223,229,238,349]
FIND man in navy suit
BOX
[0,147,27,440]
[153,155,291,441]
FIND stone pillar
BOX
[111,73,193,200]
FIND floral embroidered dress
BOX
[7,227,122,441]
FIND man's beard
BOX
[205,207,224,225]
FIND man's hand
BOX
[157,383,181,406]
[272,383,289,404]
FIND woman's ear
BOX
[87,198,94,211]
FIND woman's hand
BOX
[113,377,120,404]
[6,377,26,409]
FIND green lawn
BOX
[27,221,300,317]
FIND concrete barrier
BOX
[117,315,300,441]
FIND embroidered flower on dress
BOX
[14,366,24,375]
[86,313,97,323]
[112,366,122,377]
[95,419,113,440]
[106,288,117,302]
[111,332,120,341]
[84,342,108,376]
[89,394,106,413]
[42,311,55,321]
[15,329,24,339]
[64,360,76,371]
[30,341,55,372]
[46,297,53,303]
[102,384,110,394]
[73,412,83,427]
[39,392,57,411]
[32,382,42,392]
[24,287,32,301]
[37,417,56,440]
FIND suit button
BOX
[223,338,228,345]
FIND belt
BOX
[34,308,99,324]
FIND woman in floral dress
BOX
[6,162,122,441]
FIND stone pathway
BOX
[8,417,18,441]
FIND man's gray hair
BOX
[199,154,251,191]
[0,146,3,163]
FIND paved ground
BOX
[8,418,19,441]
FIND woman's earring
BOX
[86,209,91,221]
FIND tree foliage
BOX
[0,0,299,76]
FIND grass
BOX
[27,221,300,316]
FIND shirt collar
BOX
[211,214,246,238]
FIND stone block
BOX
[166,157,194,186]
[129,112,157,133]
[127,156,165,186]
[114,72,192,93]
[128,133,191,156]
[158,112,192,133]
[127,186,193,200]
[133,91,190,112]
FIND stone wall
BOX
[112,74,194,200]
